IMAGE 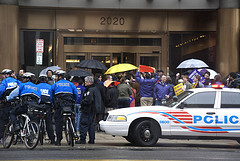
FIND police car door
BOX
[171,91,217,136]
[216,91,240,137]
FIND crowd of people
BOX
[0,67,239,146]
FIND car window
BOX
[183,92,216,108]
[221,92,240,108]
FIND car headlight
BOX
[107,115,127,122]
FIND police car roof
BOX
[188,87,240,93]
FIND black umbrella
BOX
[76,59,107,70]
[68,69,92,77]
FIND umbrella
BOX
[177,59,209,69]
[40,66,61,75]
[76,59,107,70]
[105,63,137,74]
[68,69,92,77]
[198,69,218,79]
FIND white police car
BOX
[100,85,240,146]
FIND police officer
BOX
[37,74,55,144]
[7,72,41,132]
[50,70,78,146]
[0,69,21,141]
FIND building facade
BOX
[0,0,239,77]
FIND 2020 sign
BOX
[100,17,125,26]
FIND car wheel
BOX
[133,120,160,147]
[123,135,136,145]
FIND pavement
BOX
[1,131,240,150]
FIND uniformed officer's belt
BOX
[21,96,38,103]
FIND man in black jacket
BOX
[78,76,102,144]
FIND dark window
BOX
[221,92,240,108]
[184,92,216,108]
[64,37,161,46]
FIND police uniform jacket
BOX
[0,77,21,99]
[81,84,102,114]
[37,83,52,104]
[50,79,78,101]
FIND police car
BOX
[100,85,240,146]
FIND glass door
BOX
[139,54,160,69]
[66,54,86,72]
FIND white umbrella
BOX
[198,69,218,79]
[177,59,209,69]
[40,66,61,75]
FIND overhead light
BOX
[76,29,83,32]
[68,29,75,32]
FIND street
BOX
[0,133,240,161]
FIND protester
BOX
[71,77,85,139]
[46,70,55,85]
[135,68,158,106]
[203,71,211,86]
[154,75,173,105]
[117,77,132,108]
[192,75,204,88]
[16,69,25,81]
[182,75,192,91]
[227,72,239,88]
[95,73,104,86]
[105,80,118,112]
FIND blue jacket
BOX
[50,79,78,101]
[75,84,85,104]
[135,71,158,97]
[0,77,21,99]
[153,82,173,100]
[7,82,41,101]
[37,83,52,104]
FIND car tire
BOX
[133,120,160,146]
[123,135,136,145]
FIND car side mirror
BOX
[173,96,178,102]
[178,102,186,109]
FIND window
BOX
[221,92,240,108]
[184,92,216,108]
[64,37,161,46]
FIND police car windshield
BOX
[164,91,193,107]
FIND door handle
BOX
[206,112,215,115]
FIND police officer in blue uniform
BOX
[0,69,21,141]
[37,74,55,144]
[50,70,78,146]
[7,72,41,131]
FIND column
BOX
[216,0,239,77]
[0,2,19,73]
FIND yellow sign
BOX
[174,83,184,96]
